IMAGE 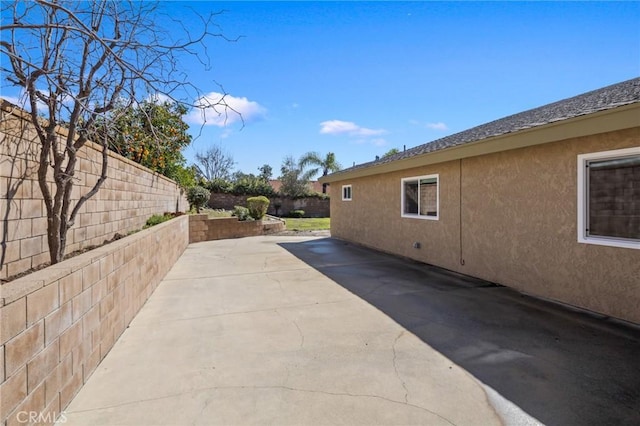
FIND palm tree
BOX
[299,151,342,193]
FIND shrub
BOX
[187,186,210,213]
[231,177,276,196]
[163,211,185,217]
[205,178,232,193]
[205,175,276,197]
[246,196,270,220]
[288,210,305,218]
[231,205,252,221]
[144,213,172,228]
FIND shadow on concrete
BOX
[279,237,640,426]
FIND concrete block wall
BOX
[209,193,330,218]
[1,101,188,281]
[189,215,285,243]
[0,215,189,425]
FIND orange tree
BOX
[105,100,192,179]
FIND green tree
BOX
[279,155,315,197]
[230,172,275,196]
[258,164,273,182]
[299,151,342,193]
[382,148,400,158]
[186,186,210,213]
[99,100,192,177]
[164,162,198,190]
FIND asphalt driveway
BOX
[60,236,640,425]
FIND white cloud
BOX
[426,122,448,131]
[320,120,387,137]
[187,92,266,127]
[410,120,449,131]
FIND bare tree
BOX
[1,0,232,264]
[194,144,236,181]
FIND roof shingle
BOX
[342,78,640,173]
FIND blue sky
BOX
[174,1,639,176]
[3,1,639,177]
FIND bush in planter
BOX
[187,186,211,213]
[288,209,305,218]
[231,205,252,221]
[247,196,270,220]
[144,213,172,228]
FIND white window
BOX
[577,147,640,249]
[401,174,439,220]
[342,185,352,201]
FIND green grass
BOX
[283,217,330,231]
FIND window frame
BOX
[577,147,640,250]
[400,174,439,220]
[341,184,352,201]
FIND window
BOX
[401,174,439,219]
[342,185,352,201]
[577,147,640,249]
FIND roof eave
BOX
[320,102,640,183]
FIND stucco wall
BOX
[330,128,640,324]
[0,215,189,426]
[1,103,188,280]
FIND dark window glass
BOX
[587,155,640,240]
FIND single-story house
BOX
[320,78,640,324]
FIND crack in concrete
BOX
[292,318,305,349]
[66,384,457,425]
[141,299,353,326]
[266,272,285,294]
[162,266,312,282]
[274,309,305,349]
[191,395,214,426]
[392,331,409,403]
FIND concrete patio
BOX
[59,236,640,425]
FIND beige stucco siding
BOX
[332,161,462,270]
[330,127,640,324]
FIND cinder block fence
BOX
[189,214,285,243]
[1,100,188,282]
[0,101,293,425]
[0,216,189,425]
